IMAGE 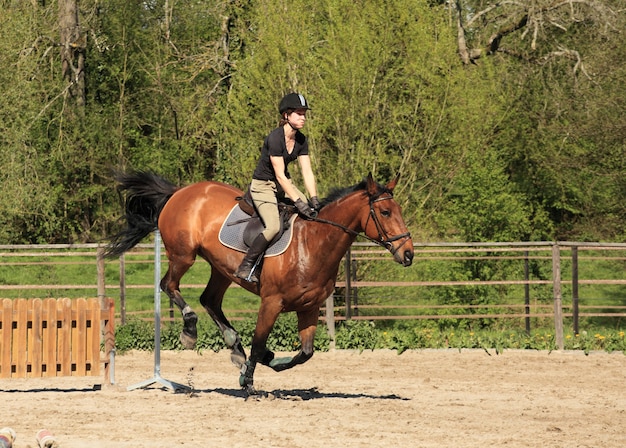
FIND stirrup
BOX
[235,265,259,283]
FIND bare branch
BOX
[20,36,58,58]
[549,21,568,31]
[531,18,538,51]
[30,82,75,126]
[487,14,528,54]
[538,48,591,80]
[466,1,526,28]
[456,0,619,66]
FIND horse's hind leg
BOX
[160,253,198,349]
[199,269,247,368]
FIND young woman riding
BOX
[234,93,320,283]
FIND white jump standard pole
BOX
[127,230,190,393]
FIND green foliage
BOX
[115,316,625,355]
[115,318,156,352]
[334,320,380,351]
[0,0,624,245]
[229,313,331,352]
[381,321,626,355]
[195,318,231,352]
[568,330,626,355]
[115,313,331,354]
[438,149,540,241]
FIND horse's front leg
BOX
[239,301,282,395]
[268,309,317,372]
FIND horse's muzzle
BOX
[388,235,413,267]
[402,249,413,267]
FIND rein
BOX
[311,195,411,255]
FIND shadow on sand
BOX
[202,387,409,401]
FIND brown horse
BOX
[105,171,413,394]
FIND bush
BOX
[115,318,155,352]
[114,316,626,355]
[115,313,332,354]
[334,320,380,350]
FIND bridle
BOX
[365,195,412,255]
[312,193,412,256]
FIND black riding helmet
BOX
[279,93,310,115]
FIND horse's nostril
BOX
[404,250,414,266]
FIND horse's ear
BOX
[386,173,400,192]
[366,172,378,196]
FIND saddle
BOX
[218,189,297,257]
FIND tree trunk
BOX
[59,0,85,110]
[454,0,470,65]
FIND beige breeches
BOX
[249,178,307,241]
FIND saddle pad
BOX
[218,205,297,257]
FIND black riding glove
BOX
[295,198,317,220]
[310,196,321,211]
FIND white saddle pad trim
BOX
[218,205,297,257]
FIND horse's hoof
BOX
[230,351,246,368]
[243,384,264,398]
[268,356,293,372]
[179,332,197,349]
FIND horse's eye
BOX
[381,210,391,217]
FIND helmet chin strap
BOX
[284,112,298,130]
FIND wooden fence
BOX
[0,298,115,382]
[336,242,626,349]
[0,241,624,351]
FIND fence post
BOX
[96,247,105,303]
[352,257,359,317]
[552,244,564,350]
[119,254,126,325]
[571,246,579,335]
[325,293,335,350]
[96,248,107,347]
[344,248,352,320]
[524,250,530,334]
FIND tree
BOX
[213,0,513,240]
[482,1,626,240]
[0,0,623,244]
[452,0,618,69]
[58,0,85,109]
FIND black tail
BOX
[104,171,179,259]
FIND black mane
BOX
[320,177,390,208]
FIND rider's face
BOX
[287,109,307,129]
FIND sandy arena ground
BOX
[2,349,625,447]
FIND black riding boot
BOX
[234,234,270,283]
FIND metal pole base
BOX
[126,230,191,394]
[127,373,191,393]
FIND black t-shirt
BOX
[252,127,308,181]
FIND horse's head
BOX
[363,173,414,267]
